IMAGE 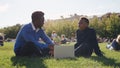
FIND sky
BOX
[0,0,120,28]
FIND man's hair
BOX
[81,17,89,24]
[31,11,44,22]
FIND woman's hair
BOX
[116,35,120,44]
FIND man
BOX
[74,17,103,57]
[14,11,54,57]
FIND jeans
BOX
[15,42,50,57]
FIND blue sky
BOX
[0,0,120,28]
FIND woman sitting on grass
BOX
[107,35,120,51]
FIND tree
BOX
[90,13,120,38]
[4,24,22,39]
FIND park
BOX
[0,0,120,67]
[0,12,120,68]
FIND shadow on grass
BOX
[55,57,77,61]
[90,56,120,67]
[11,56,47,68]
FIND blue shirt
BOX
[14,23,54,52]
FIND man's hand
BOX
[48,45,54,56]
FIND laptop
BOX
[54,45,75,58]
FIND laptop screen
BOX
[54,45,75,58]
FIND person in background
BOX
[51,31,57,39]
[61,35,67,44]
[14,11,54,57]
[70,33,76,42]
[106,35,120,51]
[0,33,4,46]
[74,17,103,57]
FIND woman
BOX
[107,35,120,51]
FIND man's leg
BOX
[41,48,50,57]
[18,42,42,57]
[75,43,92,57]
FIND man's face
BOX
[35,17,44,28]
[78,20,87,30]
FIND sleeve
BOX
[21,29,48,49]
[75,30,80,48]
[76,30,80,43]
[91,29,103,56]
[40,30,54,46]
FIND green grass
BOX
[0,42,120,68]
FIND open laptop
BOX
[54,45,75,58]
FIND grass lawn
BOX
[0,42,120,68]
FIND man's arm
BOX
[39,30,54,56]
[21,29,48,49]
[40,29,54,46]
[91,29,103,56]
[75,30,80,48]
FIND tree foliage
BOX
[44,19,78,38]
[3,24,22,39]
[90,13,120,38]
[0,13,120,39]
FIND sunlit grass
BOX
[0,42,120,68]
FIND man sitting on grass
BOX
[74,17,103,57]
[14,11,54,57]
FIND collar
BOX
[31,22,40,32]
